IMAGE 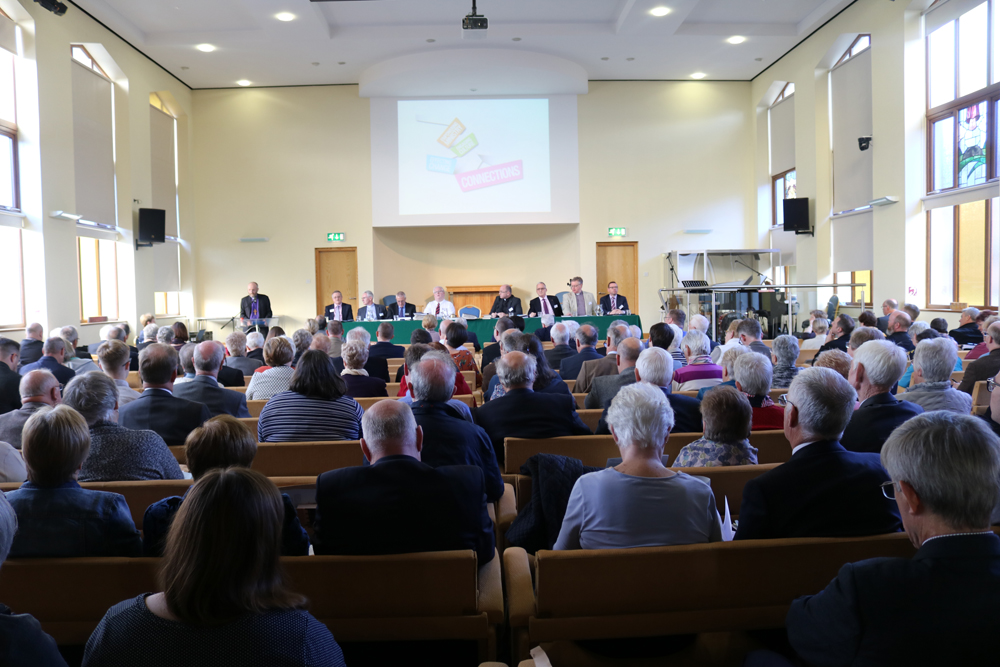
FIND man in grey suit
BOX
[223,331,263,376]
[173,341,250,418]
[326,320,344,359]
[356,291,388,322]
[585,337,643,409]
[0,370,61,449]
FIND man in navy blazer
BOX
[118,344,211,449]
[408,355,504,502]
[735,367,901,540]
[473,352,591,466]
[386,291,417,319]
[173,341,250,418]
[313,400,495,564]
[544,323,577,371]
[598,281,629,315]
[558,324,604,381]
[842,340,923,454]
[18,338,76,387]
[367,323,405,359]
[786,411,1000,665]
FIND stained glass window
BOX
[771,168,796,227]
[958,101,989,187]
[783,170,796,199]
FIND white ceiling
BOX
[70,0,858,89]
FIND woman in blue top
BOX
[84,467,346,667]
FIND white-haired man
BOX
[17,323,44,370]
[172,341,250,418]
[735,367,901,540]
[533,313,556,342]
[223,331,263,376]
[357,290,387,322]
[423,286,455,318]
[733,352,785,430]
[689,313,720,353]
[842,340,923,454]
[544,323,576,370]
[786,411,1000,665]
[950,306,984,346]
[18,338,76,386]
[900,338,972,414]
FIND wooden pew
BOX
[504,534,917,662]
[563,379,576,393]
[572,393,586,409]
[576,409,602,432]
[796,349,819,364]
[460,369,476,385]
[972,380,989,415]
[963,358,973,370]
[248,394,476,418]
[951,371,965,384]
[126,371,141,389]
[169,440,364,474]
[238,417,258,432]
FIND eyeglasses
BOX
[881,480,900,500]
[778,394,792,407]
[988,377,997,393]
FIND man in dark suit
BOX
[356,291,388,321]
[585,338,642,409]
[387,291,417,319]
[217,363,245,388]
[874,298,897,334]
[527,282,563,318]
[173,341,250,418]
[786,411,1000,666]
[332,329,390,382]
[339,340,389,398]
[323,290,353,323]
[17,323,43,371]
[950,306,986,346]
[86,325,138,371]
[118,343,211,449]
[18,338,75,387]
[559,324,603,381]
[481,317,516,370]
[246,331,266,363]
[313,400,495,564]
[812,314,855,363]
[842,340,923,454]
[544,323,577,371]
[408,355,504,501]
[474,352,591,465]
[599,281,629,315]
[533,316,554,343]
[239,282,273,337]
[885,310,915,353]
[735,367,901,540]
[0,338,22,415]
[959,321,1000,394]
[367,322,405,359]
[574,324,630,394]
[488,284,522,318]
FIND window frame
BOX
[771,168,797,228]
[70,45,111,81]
[0,227,25,329]
[77,236,119,323]
[154,291,181,317]
[925,199,999,310]
[833,270,874,308]
[835,34,871,67]
[772,82,795,105]
[0,38,18,213]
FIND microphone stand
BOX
[734,258,771,285]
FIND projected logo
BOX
[418,115,524,192]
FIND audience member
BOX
[737,319,771,358]
[173,341,251,418]
[397,344,473,420]
[770,335,800,389]
[575,324,629,394]
[339,340,388,398]
[474,352,591,465]
[733,352,784,430]
[0,338,21,415]
[309,333,332,357]
[264,325,286,341]
[673,386,757,467]
[665,308,687,329]
[847,325,886,357]
[0,435,24,482]
[901,303,920,322]
[672,330,723,392]
[900,338,972,414]
[857,310,878,328]
[172,343,199,386]
[813,348,852,379]
[331,328,390,382]
[555,383,721,549]
[245,330,266,362]
[487,332,570,401]
[170,322,189,350]
[710,318,743,363]
[735,368,901,539]
[545,323,576,370]
[290,328,313,367]
[142,416,309,558]
[84,467,344,666]
[666,323,687,368]
[585,337,642,409]
[885,310,915,352]
[950,306,984,346]
[598,347,703,434]
[875,299,898,332]
[559,324,603,382]
[0,371,60,449]
[17,323,43,370]
[407,353,503,501]
[96,340,140,408]
[899,326,957,389]
[136,313,155,342]
[800,318,827,350]
[964,313,999,360]
[223,331,262,376]
[59,328,98,373]
[62,373,181,483]
[440,320,481,388]
[698,345,747,401]
[138,323,159,351]
[786,411,1000,666]
[245,337,295,400]
[421,313,441,342]
[18,338,75,386]
[320,321,342,360]
[368,322,405,359]
[688,313,716,351]
[313,400,494,563]
[155,326,173,345]
[841,340,923,454]
[118,344,211,449]
[6,405,141,557]
[815,314,855,360]
[929,317,949,335]
[481,317,516,370]
[257,350,362,443]
[958,321,1000,395]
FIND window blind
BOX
[152,241,180,293]
[831,48,873,214]
[926,0,986,34]
[0,14,15,56]
[832,210,874,273]
[71,63,116,226]
[149,106,178,237]
[769,96,795,176]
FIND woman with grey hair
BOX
[899,328,962,388]
[156,326,174,345]
[554,383,722,550]
[899,338,972,414]
[674,386,758,467]
[62,372,183,482]
[340,340,387,398]
[290,329,313,367]
[771,334,800,389]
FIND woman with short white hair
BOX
[771,334,800,389]
[554,383,722,550]
[900,338,972,414]
[672,330,723,392]
[666,323,687,368]
[801,318,828,350]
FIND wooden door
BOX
[596,242,638,312]
[315,248,359,315]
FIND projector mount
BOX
[463,0,488,31]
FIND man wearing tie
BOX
[599,281,630,315]
[528,282,563,318]
[239,282,273,337]
[423,286,456,318]
[324,290,354,322]
[387,291,417,319]
[489,285,523,318]
[357,291,388,321]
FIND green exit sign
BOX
[327,232,345,242]
[608,227,627,237]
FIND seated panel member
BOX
[528,282,563,318]
[599,281,629,315]
[324,290,353,322]
[423,286,456,318]
[786,411,1000,666]
[313,400,495,563]
[489,284,522,318]
[387,291,417,319]
[561,276,599,317]
[239,282,272,337]
[356,290,388,321]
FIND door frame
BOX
[596,241,639,312]
[315,247,359,315]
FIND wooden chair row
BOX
[972,380,989,416]
[125,366,473,390]
[675,387,787,401]
[246,393,477,418]
[169,440,364,473]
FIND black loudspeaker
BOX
[138,208,166,243]
[783,198,810,233]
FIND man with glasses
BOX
[784,411,1000,665]
[734,367,901,540]
[528,282,563,318]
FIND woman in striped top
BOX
[257,350,363,443]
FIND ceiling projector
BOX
[462,0,487,38]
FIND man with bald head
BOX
[173,341,250,418]
[17,323,44,370]
[886,310,915,353]
[585,337,643,409]
[489,284,522,318]
[240,281,273,337]
[876,298,898,333]
[544,322,577,371]
[0,370,60,449]
[313,399,495,563]
[575,324,630,394]
[18,338,75,386]
[474,351,592,465]
[118,343,211,448]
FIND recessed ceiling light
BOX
[180,66,190,71]
[512,37,521,41]
[626,57,635,61]
[691,72,707,79]
[470,88,477,92]
[275,12,295,22]
[196,44,216,53]
[426,38,436,42]
[601,57,609,61]
[727,35,746,44]
[338,61,346,65]
[311,62,320,66]
[650,6,671,17]
[237,80,251,86]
